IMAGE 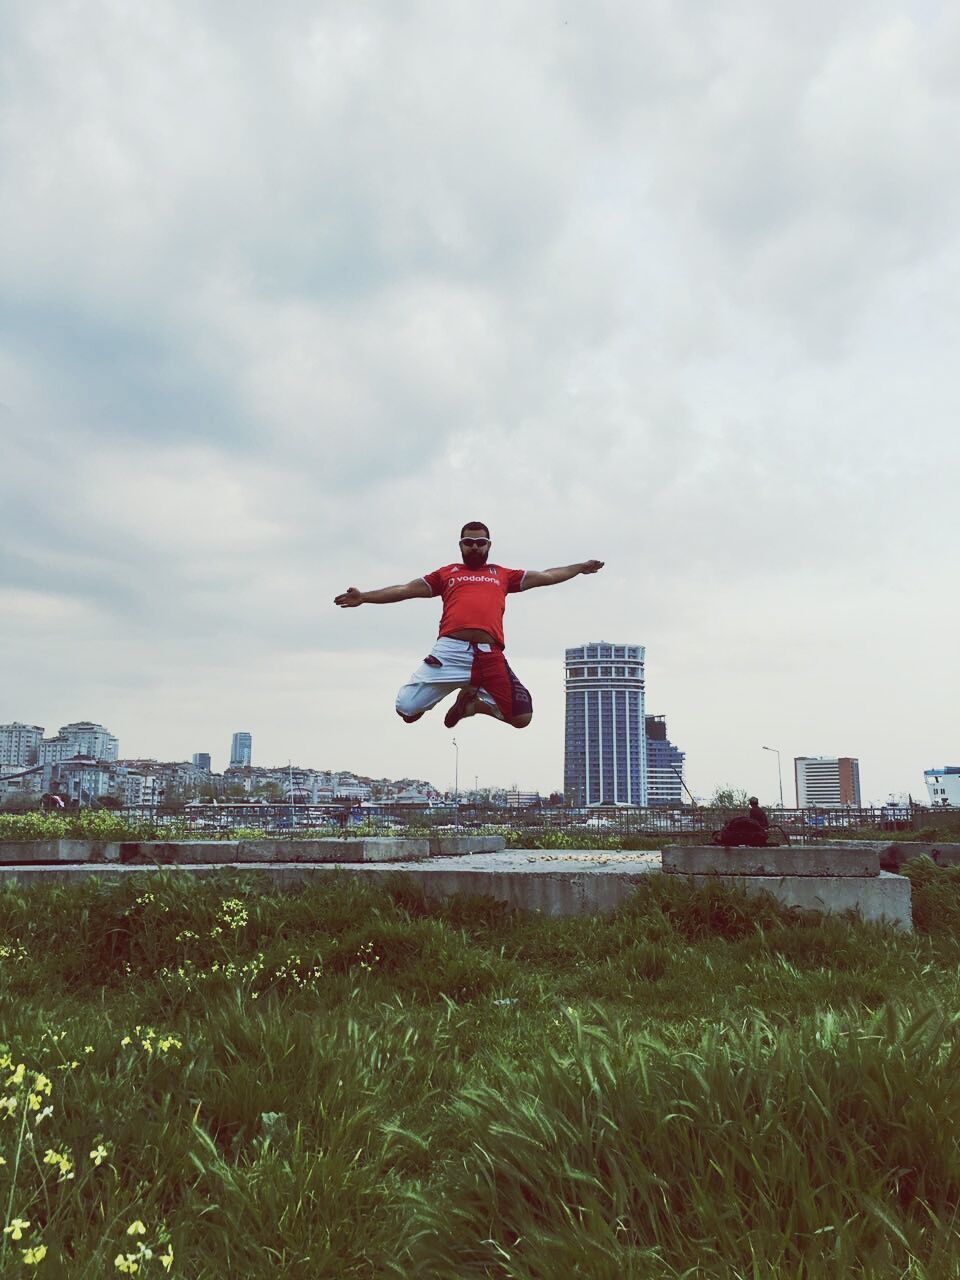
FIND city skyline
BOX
[2,4,956,803]
[0,714,948,809]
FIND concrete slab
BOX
[0,840,77,864]
[428,835,506,856]
[0,837,437,865]
[0,840,123,864]
[119,841,235,864]
[679,871,911,930]
[236,837,430,862]
[664,845,880,878]
[881,842,960,870]
[0,849,911,929]
[0,850,662,916]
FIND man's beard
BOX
[462,548,490,568]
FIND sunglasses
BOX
[459,537,490,548]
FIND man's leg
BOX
[396,641,475,724]
[448,649,533,729]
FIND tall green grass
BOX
[1,866,960,1276]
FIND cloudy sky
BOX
[2,0,957,804]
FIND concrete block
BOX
[118,841,240,864]
[664,845,880,878]
[355,838,429,862]
[236,838,430,863]
[881,843,960,870]
[0,850,912,931]
[679,871,911,930]
[428,835,506,857]
[0,841,70,864]
[0,840,124,864]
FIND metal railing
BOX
[103,802,948,842]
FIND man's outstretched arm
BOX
[334,579,432,608]
[521,560,604,590]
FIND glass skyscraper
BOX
[230,732,252,768]
[564,642,647,806]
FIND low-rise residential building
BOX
[44,758,115,805]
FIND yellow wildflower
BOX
[114,1254,139,1274]
[4,1219,30,1241]
[90,1143,109,1166]
[0,1096,16,1118]
[22,1244,46,1265]
[5,1063,25,1088]
[33,1073,52,1096]
[159,1245,174,1271]
[42,1149,74,1181]
[126,1220,147,1237]
[120,1036,132,1048]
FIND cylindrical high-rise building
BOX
[564,643,647,806]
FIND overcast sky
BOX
[2,1,957,804]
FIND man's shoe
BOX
[444,687,477,729]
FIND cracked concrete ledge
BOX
[0,848,910,929]
[0,835,506,866]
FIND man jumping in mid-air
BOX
[334,521,604,730]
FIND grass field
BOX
[1,859,960,1277]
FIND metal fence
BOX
[110,803,953,843]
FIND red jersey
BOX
[421,563,526,649]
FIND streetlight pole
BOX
[762,746,784,809]
[452,738,459,830]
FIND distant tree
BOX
[709,786,750,809]
[253,782,284,802]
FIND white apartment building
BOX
[794,756,862,807]
[925,768,960,807]
[0,723,45,768]
[44,758,115,805]
[119,771,161,807]
[39,722,119,764]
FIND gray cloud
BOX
[1,1,956,798]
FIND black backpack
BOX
[714,816,769,848]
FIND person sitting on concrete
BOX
[747,797,769,831]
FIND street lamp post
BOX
[762,746,784,809]
[452,738,459,830]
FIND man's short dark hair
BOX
[460,521,490,539]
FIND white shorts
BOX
[395,637,502,719]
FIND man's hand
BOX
[334,579,431,607]
[521,560,606,590]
